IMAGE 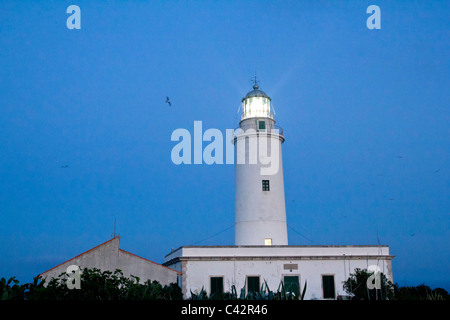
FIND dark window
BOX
[210,277,224,296]
[247,276,260,294]
[284,276,300,298]
[262,180,270,191]
[258,121,266,130]
[322,275,335,299]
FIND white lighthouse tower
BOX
[234,79,288,246]
[165,78,394,299]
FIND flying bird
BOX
[60,165,68,168]
[165,96,171,106]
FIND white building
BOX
[164,245,393,300]
[164,81,394,299]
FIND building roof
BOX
[119,248,181,274]
[165,244,390,257]
[242,84,271,101]
[40,236,180,276]
[39,236,119,276]
[164,245,394,264]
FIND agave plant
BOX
[189,286,207,300]
[263,280,275,300]
[426,289,445,300]
[276,279,307,300]
[189,278,308,300]
[244,278,307,300]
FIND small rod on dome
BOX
[251,72,259,89]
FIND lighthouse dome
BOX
[241,83,273,120]
[242,84,271,101]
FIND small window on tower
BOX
[262,180,270,191]
[258,121,266,131]
[264,238,272,246]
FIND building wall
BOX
[117,249,180,286]
[181,257,392,300]
[40,237,180,287]
[164,246,394,299]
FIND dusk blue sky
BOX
[0,1,449,290]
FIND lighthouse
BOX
[233,79,288,246]
[164,78,394,299]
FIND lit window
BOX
[264,238,272,246]
[262,180,270,191]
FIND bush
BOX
[342,269,449,300]
[0,268,182,300]
[343,268,394,300]
[393,283,449,300]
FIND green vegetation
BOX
[1,267,448,300]
[393,284,449,300]
[343,268,449,300]
[189,279,307,300]
[0,267,182,300]
[343,268,395,300]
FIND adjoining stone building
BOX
[40,236,180,286]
